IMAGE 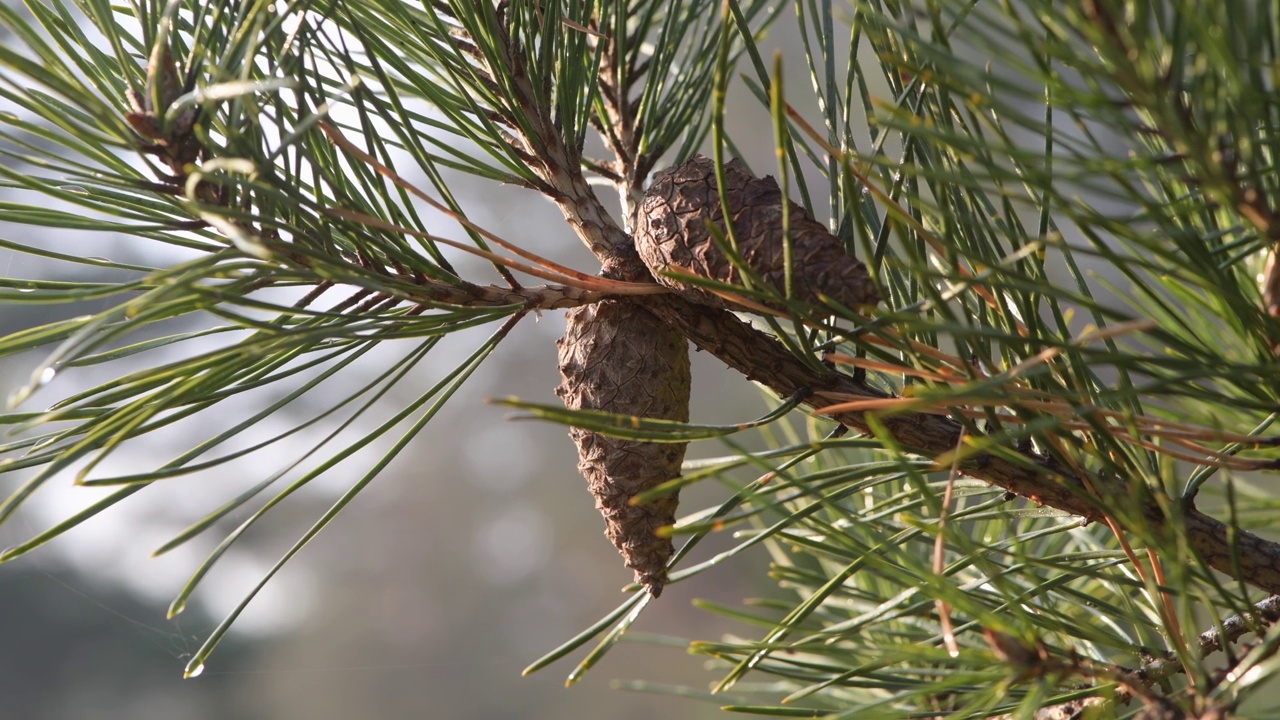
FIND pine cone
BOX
[634,155,880,312]
[556,300,691,596]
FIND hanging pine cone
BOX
[634,154,880,312]
[556,300,691,596]
[557,156,875,595]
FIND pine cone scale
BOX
[556,156,876,596]
[557,301,690,596]
[635,155,881,311]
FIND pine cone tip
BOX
[639,572,667,597]
[557,301,690,599]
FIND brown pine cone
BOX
[556,300,691,596]
[634,155,880,312]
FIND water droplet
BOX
[59,185,88,195]
[85,257,112,263]
[184,663,205,678]
[39,367,56,385]
[17,288,35,293]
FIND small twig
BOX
[323,207,665,296]
[412,279,618,311]
[811,394,1278,473]
[291,280,334,310]
[327,287,376,315]
[1006,593,1280,719]
[1140,595,1280,686]
[348,291,400,317]
[485,20,633,261]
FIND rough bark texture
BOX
[631,286,1280,597]
[557,156,1280,604]
[634,155,881,311]
[556,300,691,596]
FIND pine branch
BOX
[617,243,1280,597]
[454,5,633,260]
[1001,594,1280,719]
[4,1,1280,712]
[403,277,619,310]
[1143,595,1280,687]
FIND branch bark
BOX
[600,241,1280,596]
[410,279,613,310]
[477,3,1280,603]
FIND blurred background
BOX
[0,5,843,719]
